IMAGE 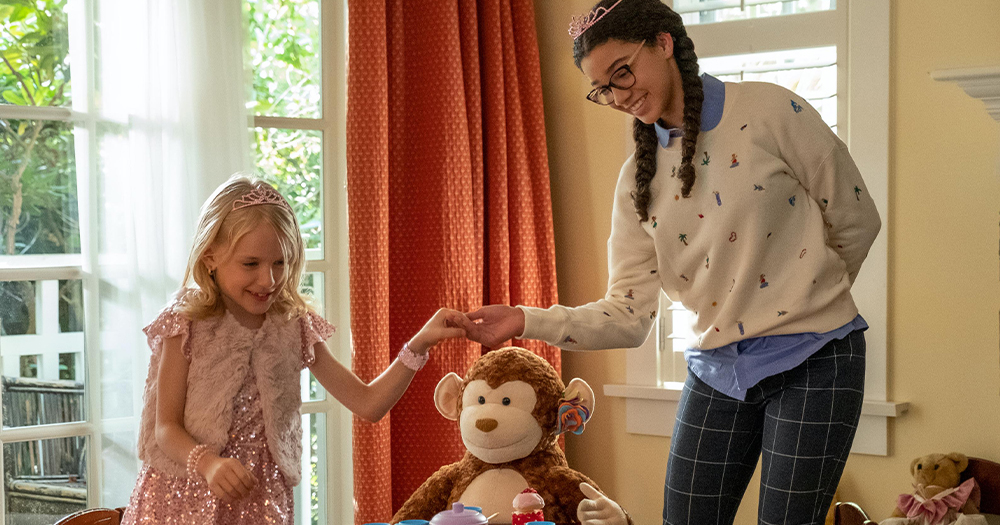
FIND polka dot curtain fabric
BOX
[346,0,559,522]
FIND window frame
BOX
[0,1,353,522]
[602,0,904,456]
[0,0,101,517]
[262,0,354,522]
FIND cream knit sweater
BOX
[521,81,880,351]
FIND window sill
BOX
[603,383,909,456]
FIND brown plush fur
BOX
[391,348,607,524]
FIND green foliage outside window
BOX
[246,0,324,252]
[245,0,320,118]
[1,0,78,257]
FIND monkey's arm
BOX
[391,462,462,523]
[544,467,633,525]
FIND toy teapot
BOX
[429,502,488,525]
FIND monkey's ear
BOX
[564,378,595,418]
[434,372,464,421]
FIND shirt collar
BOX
[653,73,725,148]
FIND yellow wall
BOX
[535,1,1000,523]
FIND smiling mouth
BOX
[248,291,272,301]
[628,93,647,113]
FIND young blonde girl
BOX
[122,175,469,524]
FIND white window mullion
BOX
[0,267,84,283]
[68,0,105,508]
[0,105,73,121]
[672,0,833,15]
[686,9,840,58]
[254,115,326,131]
[0,422,95,443]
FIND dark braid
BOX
[573,0,704,220]
[632,119,658,221]
[673,33,703,199]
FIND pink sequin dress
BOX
[121,363,294,524]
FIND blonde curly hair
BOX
[175,174,309,320]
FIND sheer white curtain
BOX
[91,0,252,506]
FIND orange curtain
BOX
[346,0,559,522]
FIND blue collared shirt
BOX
[654,74,867,400]
[653,72,726,147]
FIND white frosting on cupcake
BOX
[512,490,545,512]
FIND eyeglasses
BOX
[586,40,646,106]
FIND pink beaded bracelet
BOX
[398,341,429,371]
[186,444,210,480]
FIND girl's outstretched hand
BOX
[199,454,257,504]
[407,308,472,355]
[464,305,525,349]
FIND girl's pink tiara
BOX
[568,0,623,40]
[232,185,292,212]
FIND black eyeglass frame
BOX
[586,39,647,106]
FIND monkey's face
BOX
[459,379,543,464]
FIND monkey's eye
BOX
[934,465,939,470]
[478,396,486,405]
[502,397,511,406]
[917,464,923,470]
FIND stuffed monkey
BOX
[391,347,632,525]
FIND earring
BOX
[209,268,216,278]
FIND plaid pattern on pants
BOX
[664,329,866,525]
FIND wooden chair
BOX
[54,507,122,525]
[834,501,878,525]
[964,456,1000,515]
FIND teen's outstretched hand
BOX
[577,482,629,525]
[407,308,473,355]
[465,305,525,349]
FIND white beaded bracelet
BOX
[186,444,210,480]
[397,341,429,371]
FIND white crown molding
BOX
[931,66,1000,122]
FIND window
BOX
[245,0,351,523]
[674,0,834,25]
[604,0,897,456]
[1,1,351,522]
[0,0,92,520]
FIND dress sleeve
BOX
[142,306,193,361]
[299,310,336,368]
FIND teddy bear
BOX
[390,347,632,525]
[881,453,987,525]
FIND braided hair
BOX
[573,0,704,221]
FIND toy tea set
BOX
[364,488,555,525]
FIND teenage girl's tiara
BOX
[232,185,292,212]
[568,0,623,40]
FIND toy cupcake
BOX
[511,488,545,525]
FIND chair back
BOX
[964,456,1000,515]
[54,508,121,525]
[834,501,877,525]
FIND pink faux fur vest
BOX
[137,304,333,486]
